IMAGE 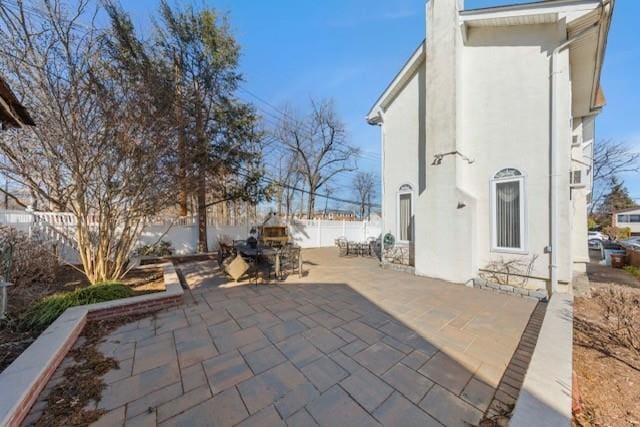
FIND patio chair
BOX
[336,238,348,257]
[356,242,368,256]
[366,236,377,256]
[217,242,236,272]
[367,237,381,258]
[255,250,277,285]
[279,245,302,279]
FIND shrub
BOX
[0,225,59,287]
[24,283,134,330]
[624,265,640,279]
[604,226,631,241]
[595,287,640,355]
[134,240,173,257]
[480,255,539,288]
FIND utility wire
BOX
[239,85,382,161]
[207,150,380,209]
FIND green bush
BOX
[624,265,640,279]
[24,283,134,330]
[134,240,174,257]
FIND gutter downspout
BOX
[549,19,602,294]
[376,109,385,254]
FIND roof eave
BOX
[366,40,425,125]
[589,0,614,113]
[460,0,600,16]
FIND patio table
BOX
[235,243,281,278]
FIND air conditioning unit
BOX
[570,170,586,189]
[572,135,581,147]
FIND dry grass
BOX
[574,285,640,426]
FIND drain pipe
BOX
[549,16,603,294]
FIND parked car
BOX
[588,231,608,250]
[619,237,640,249]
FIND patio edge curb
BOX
[510,293,573,427]
[0,262,184,427]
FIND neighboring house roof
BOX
[366,40,425,125]
[366,0,613,124]
[613,206,640,214]
[0,77,35,129]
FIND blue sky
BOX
[120,0,640,205]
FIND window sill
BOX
[491,247,528,255]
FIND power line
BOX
[239,85,382,162]
[206,150,380,208]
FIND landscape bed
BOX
[1,264,164,373]
[0,263,183,427]
[573,285,640,426]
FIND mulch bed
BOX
[0,265,163,372]
[140,253,217,266]
[573,285,640,426]
[33,313,153,427]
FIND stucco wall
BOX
[570,116,594,271]
[459,23,571,284]
[377,3,598,287]
[380,62,424,250]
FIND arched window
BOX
[397,184,413,242]
[491,169,525,251]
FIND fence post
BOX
[317,220,321,247]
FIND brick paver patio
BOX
[31,248,539,426]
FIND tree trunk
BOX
[178,131,188,216]
[277,187,284,217]
[307,191,314,219]
[197,170,208,252]
[307,180,316,219]
[174,60,189,217]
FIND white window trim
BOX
[396,184,414,244]
[490,172,527,254]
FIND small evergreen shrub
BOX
[24,283,134,330]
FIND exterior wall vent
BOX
[570,170,585,188]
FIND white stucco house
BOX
[367,0,614,294]
[612,206,640,236]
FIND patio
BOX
[35,248,538,426]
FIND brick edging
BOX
[572,370,582,415]
[0,263,183,427]
[510,293,574,426]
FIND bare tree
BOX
[0,0,173,283]
[275,99,359,218]
[353,172,376,220]
[591,139,640,214]
[272,152,299,219]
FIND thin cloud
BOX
[327,8,419,28]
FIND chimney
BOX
[416,0,474,284]
[425,0,463,158]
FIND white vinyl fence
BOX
[136,218,381,252]
[287,219,381,248]
[0,210,382,260]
